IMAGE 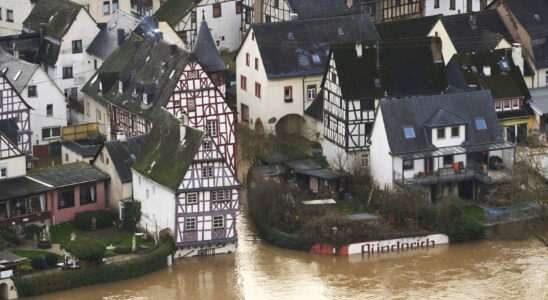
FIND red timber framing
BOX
[166,62,236,170]
[108,104,151,140]
[0,75,31,154]
[174,135,240,245]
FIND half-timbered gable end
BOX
[0,74,32,154]
[0,119,26,180]
[262,0,351,23]
[321,37,448,168]
[167,61,236,169]
[153,0,254,51]
[132,110,240,256]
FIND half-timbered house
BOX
[319,37,448,169]
[153,0,254,51]
[0,73,32,154]
[132,109,240,257]
[236,15,379,135]
[260,0,350,23]
[446,49,534,143]
[0,119,26,180]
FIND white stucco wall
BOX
[73,0,132,24]
[49,9,99,102]
[0,0,33,36]
[427,20,457,65]
[431,125,466,148]
[132,170,175,235]
[236,28,321,133]
[369,109,393,188]
[424,0,481,16]
[0,155,26,179]
[83,95,110,137]
[23,67,67,146]
[195,1,242,51]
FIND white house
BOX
[260,0,350,23]
[0,49,67,148]
[0,119,26,180]
[0,0,34,36]
[236,15,379,135]
[317,38,448,170]
[73,0,131,24]
[153,0,254,51]
[133,109,241,257]
[22,0,99,103]
[92,133,147,217]
[369,90,514,201]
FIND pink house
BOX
[0,162,109,227]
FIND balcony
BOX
[394,165,512,187]
[0,211,52,227]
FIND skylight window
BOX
[110,22,117,30]
[337,28,344,36]
[288,32,294,40]
[475,118,487,130]
[2,67,8,74]
[311,55,320,64]
[374,78,381,88]
[500,59,510,71]
[169,69,175,79]
[13,71,21,81]
[403,127,415,139]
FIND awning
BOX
[397,142,514,160]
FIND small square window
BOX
[213,216,224,228]
[213,3,222,18]
[284,86,292,101]
[403,160,413,170]
[28,86,37,97]
[503,100,510,109]
[475,118,487,130]
[512,99,519,108]
[202,166,214,178]
[0,166,6,178]
[186,192,198,204]
[443,155,454,166]
[437,128,446,139]
[103,1,111,15]
[203,141,212,150]
[46,104,53,116]
[495,101,501,110]
[451,126,459,137]
[403,127,415,139]
[62,67,73,79]
[185,217,196,230]
[307,85,316,100]
[72,40,83,54]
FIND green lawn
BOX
[463,205,485,222]
[50,223,84,245]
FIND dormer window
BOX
[98,81,103,93]
[161,61,167,72]
[451,126,460,137]
[118,81,123,93]
[437,128,445,139]
[13,71,21,81]
[403,126,415,139]
[143,93,151,105]
[133,87,138,97]
[475,118,487,130]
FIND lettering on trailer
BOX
[347,234,449,255]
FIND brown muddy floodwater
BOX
[31,213,547,300]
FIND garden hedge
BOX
[252,219,313,251]
[14,242,174,297]
[74,210,113,231]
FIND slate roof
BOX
[304,89,324,121]
[0,33,41,64]
[87,10,142,60]
[251,15,379,79]
[446,49,531,100]
[441,10,514,53]
[153,0,196,26]
[529,86,548,114]
[503,0,548,38]
[81,33,192,122]
[285,0,351,20]
[133,110,204,191]
[193,20,227,73]
[101,134,148,183]
[22,0,83,40]
[62,139,102,158]
[0,177,51,201]
[331,37,448,99]
[375,15,440,39]
[0,49,39,93]
[288,159,342,179]
[0,118,19,146]
[28,162,110,188]
[379,90,504,155]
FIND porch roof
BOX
[397,141,514,160]
[0,176,51,201]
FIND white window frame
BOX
[360,152,369,168]
[213,216,224,229]
[0,165,7,178]
[185,217,197,230]
[186,192,198,204]
[307,85,316,101]
[512,98,519,109]
[202,166,213,178]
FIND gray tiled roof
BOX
[87,11,142,60]
[376,15,440,39]
[379,90,504,155]
[28,162,110,188]
[0,118,19,146]
[193,20,226,73]
[286,0,351,20]
[23,0,83,40]
[0,48,38,93]
[503,0,548,38]
[251,15,379,79]
[102,134,148,183]
[0,177,51,202]
[62,139,102,158]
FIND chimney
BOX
[116,131,127,142]
[39,23,46,43]
[511,43,524,75]
[117,29,125,46]
[355,42,362,58]
[170,44,177,56]
[179,110,188,142]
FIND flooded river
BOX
[31,213,547,300]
